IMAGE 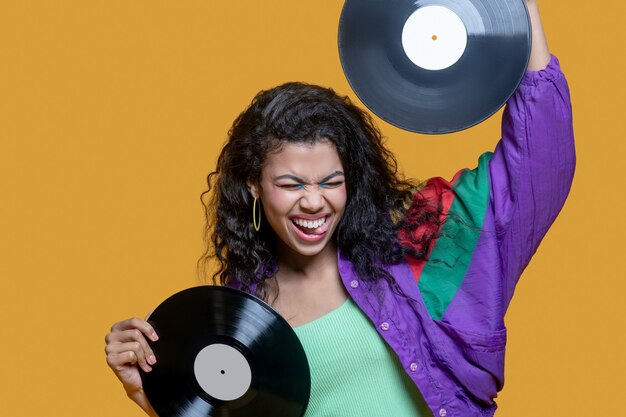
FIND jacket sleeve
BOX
[489,54,576,311]
[405,55,576,325]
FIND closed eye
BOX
[278,184,305,190]
[277,181,344,190]
[319,181,344,188]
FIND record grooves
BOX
[338,0,532,134]
[140,286,310,417]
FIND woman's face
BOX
[249,140,347,258]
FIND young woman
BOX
[105,1,575,415]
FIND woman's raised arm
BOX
[489,1,576,309]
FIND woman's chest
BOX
[293,298,432,416]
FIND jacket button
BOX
[380,322,390,331]
[409,362,418,372]
[350,280,359,289]
[439,408,447,417]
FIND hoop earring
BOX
[253,197,262,232]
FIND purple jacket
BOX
[338,54,575,416]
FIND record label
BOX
[194,343,252,401]
[401,5,468,71]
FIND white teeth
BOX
[293,217,326,229]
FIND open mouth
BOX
[290,215,330,241]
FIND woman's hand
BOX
[105,317,159,416]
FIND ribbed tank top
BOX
[293,297,432,417]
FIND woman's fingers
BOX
[106,329,157,365]
[110,317,159,342]
[106,342,152,372]
[104,316,159,377]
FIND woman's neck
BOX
[275,241,338,283]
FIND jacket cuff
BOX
[520,54,562,86]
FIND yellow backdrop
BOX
[1,1,623,416]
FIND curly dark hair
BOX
[199,82,446,299]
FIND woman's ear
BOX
[246,180,259,199]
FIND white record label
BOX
[194,343,252,401]
[401,5,468,71]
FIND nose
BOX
[299,187,325,212]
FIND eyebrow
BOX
[274,171,345,183]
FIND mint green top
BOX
[293,298,432,417]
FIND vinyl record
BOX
[140,286,310,417]
[338,0,531,134]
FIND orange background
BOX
[0,1,623,416]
